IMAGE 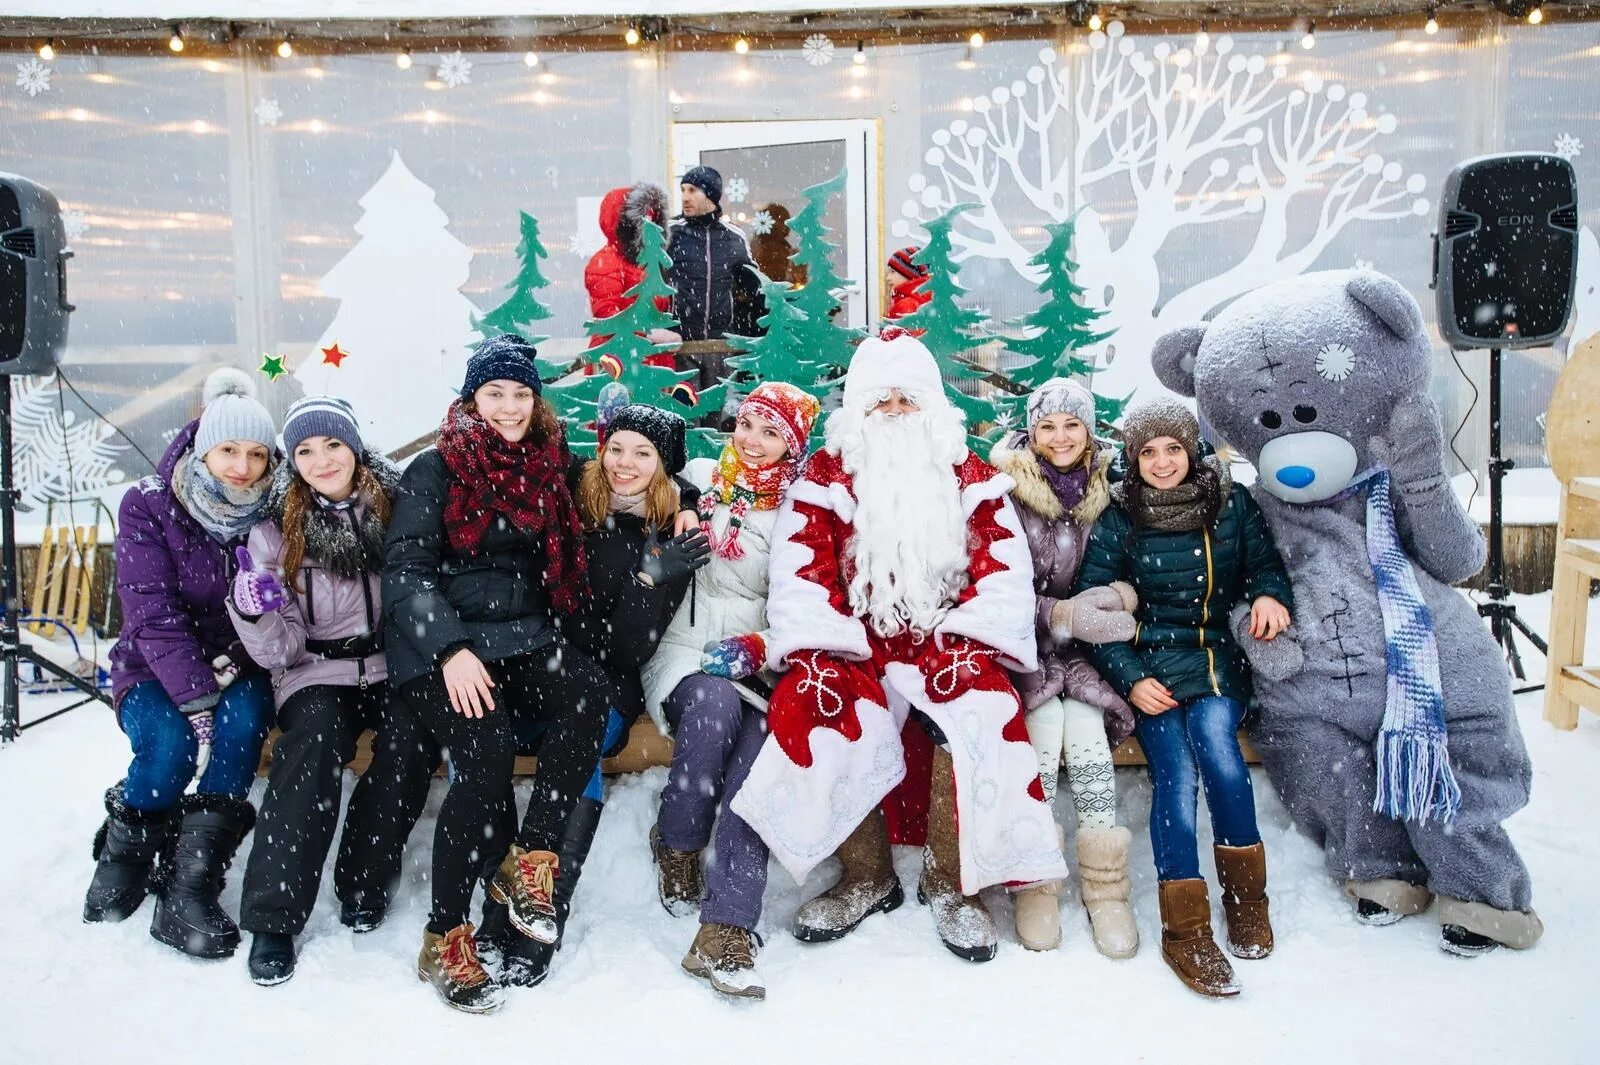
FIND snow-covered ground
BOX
[2,593,1596,1064]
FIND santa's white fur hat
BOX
[841,329,949,413]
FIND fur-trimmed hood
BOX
[265,452,401,579]
[601,182,668,266]
[990,431,1112,527]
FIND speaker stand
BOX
[1,377,111,744]
[1475,347,1548,694]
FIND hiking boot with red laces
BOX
[487,845,560,944]
[682,922,766,1000]
[417,923,502,1014]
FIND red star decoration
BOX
[320,343,349,367]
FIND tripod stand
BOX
[1476,346,1548,692]
[1,376,112,742]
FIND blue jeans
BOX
[117,675,274,811]
[1135,694,1261,882]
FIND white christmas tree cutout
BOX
[294,150,478,455]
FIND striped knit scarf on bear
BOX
[1359,469,1461,825]
[696,443,798,560]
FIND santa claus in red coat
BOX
[731,331,1065,962]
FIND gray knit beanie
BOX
[195,367,276,459]
[282,394,364,458]
[1026,378,1096,436]
[1118,397,1200,460]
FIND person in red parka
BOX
[885,246,932,320]
[584,182,678,368]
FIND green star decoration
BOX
[258,353,287,380]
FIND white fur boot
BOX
[1078,825,1139,959]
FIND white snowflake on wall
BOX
[437,52,473,88]
[725,176,750,203]
[254,97,282,126]
[750,209,775,236]
[9,374,126,511]
[15,59,52,97]
[1553,132,1582,160]
[803,34,836,67]
[61,209,89,240]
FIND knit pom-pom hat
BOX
[195,367,276,458]
[739,382,821,458]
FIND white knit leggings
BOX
[1024,696,1118,830]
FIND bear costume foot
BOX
[1436,896,1544,952]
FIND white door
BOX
[671,119,882,328]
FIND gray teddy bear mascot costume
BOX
[1151,268,1542,957]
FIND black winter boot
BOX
[84,784,174,924]
[248,932,296,986]
[502,795,603,987]
[150,793,256,959]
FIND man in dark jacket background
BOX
[666,165,766,342]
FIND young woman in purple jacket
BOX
[85,368,278,961]
[227,395,426,986]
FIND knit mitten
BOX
[232,547,286,617]
[1052,586,1136,645]
[701,633,766,681]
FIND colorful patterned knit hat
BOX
[738,381,821,458]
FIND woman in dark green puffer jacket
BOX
[1074,398,1293,1000]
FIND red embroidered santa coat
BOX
[730,447,1067,893]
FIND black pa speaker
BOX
[0,172,73,375]
[1432,152,1579,350]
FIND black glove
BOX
[637,529,711,587]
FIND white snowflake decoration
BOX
[15,59,52,97]
[1553,132,1582,160]
[750,209,775,236]
[724,177,750,204]
[1314,342,1357,382]
[803,34,836,67]
[437,52,473,88]
[254,98,283,126]
[1353,257,1374,271]
[61,209,89,240]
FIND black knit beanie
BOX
[605,404,688,475]
[460,334,543,399]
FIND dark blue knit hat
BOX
[461,334,543,399]
[283,394,364,458]
[681,165,723,205]
[605,404,688,475]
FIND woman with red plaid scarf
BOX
[381,335,611,1015]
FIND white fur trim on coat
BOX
[763,483,871,670]
[935,488,1039,673]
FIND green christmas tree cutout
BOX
[474,211,553,345]
[992,215,1126,436]
[894,203,999,452]
[783,169,862,383]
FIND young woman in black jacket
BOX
[384,335,612,1014]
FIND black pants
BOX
[240,682,390,936]
[406,640,610,934]
[333,692,441,914]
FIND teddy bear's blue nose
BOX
[1276,465,1316,489]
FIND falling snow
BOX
[15,58,52,97]
[437,51,473,88]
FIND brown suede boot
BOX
[417,923,503,1014]
[486,845,560,944]
[1157,879,1239,998]
[793,807,905,943]
[650,824,704,918]
[682,922,766,1000]
[919,747,998,963]
[1214,843,1274,960]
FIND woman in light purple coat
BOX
[228,395,434,987]
[989,378,1141,959]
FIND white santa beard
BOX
[839,409,971,639]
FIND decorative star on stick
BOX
[320,343,349,367]
[259,353,287,380]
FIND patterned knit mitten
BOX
[232,547,286,617]
[700,633,766,680]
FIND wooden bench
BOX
[1544,333,1600,731]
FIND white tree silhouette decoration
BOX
[896,21,1430,404]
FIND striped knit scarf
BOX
[1361,469,1461,825]
[696,443,798,560]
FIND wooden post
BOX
[72,526,98,634]
[26,527,55,635]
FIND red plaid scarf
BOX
[437,399,587,613]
